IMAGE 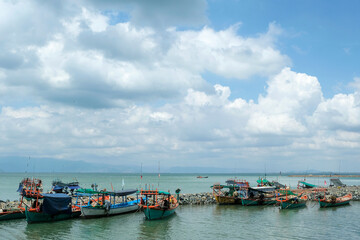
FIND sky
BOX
[0,0,360,172]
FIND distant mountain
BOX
[0,157,140,173]
[167,166,256,174]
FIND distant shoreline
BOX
[288,174,360,178]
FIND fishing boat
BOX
[78,189,140,218]
[211,179,249,205]
[25,193,81,223]
[52,180,81,194]
[241,187,277,206]
[318,193,352,208]
[140,189,178,220]
[297,181,317,189]
[276,189,307,209]
[0,178,43,221]
[197,176,208,178]
[0,205,25,221]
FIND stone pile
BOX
[177,192,216,205]
[0,199,20,210]
[326,186,360,200]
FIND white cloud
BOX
[1,0,359,171]
[311,92,360,131]
[167,23,290,80]
[0,1,290,108]
[349,77,360,91]
[1,71,360,170]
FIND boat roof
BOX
[277,189,296,195]
[249,186,276,192]
[256,179,270,184]
[330,178,346,187]
[298,181,317,188]
[42,193,71,199]
[140,190,171,195]
[76,188,137,196]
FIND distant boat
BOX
[276,189,308,209]
[197,176,208,178]
[78,189,140,218]
[140,189,179,220]
[25,193,81,224]
[318,193,352,208]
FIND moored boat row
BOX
[1,177,180,223]
[211,178,353,209]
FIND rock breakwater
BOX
[178,192,216,205]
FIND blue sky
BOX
[0,0,359,172]
[207,0,360,99]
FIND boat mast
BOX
[140,162,143,189]
[158,161,160,188]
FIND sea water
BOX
[0,173,359,239]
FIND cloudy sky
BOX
[1,0,360,172]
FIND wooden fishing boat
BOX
[212,180,249,205]
[140,190,178,220]
[212,184,242,204]
[25,193,81,224]
[241,187,277,206]
[0,207,25,221]
[0,178,43,221]
[77,189,140,218]
[318,193,352,208]
[276,190,307,209]
[241,197,277,206]
[197,176,208,178]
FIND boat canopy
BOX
[108,189,137,196]
[256,179,270,185]
[141,190,171,195]
[278,189,296,195]
[76,188,137,196]
[42,193,72,215]
[249,186,276,193]
[330,178,346,187]
[271,181,285,189]
[298,181,317,188]
[211,185,236,190]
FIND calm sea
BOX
[1,173,359,239]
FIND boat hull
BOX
[319,200,350,208]
[279,200,306,209]
[0,211,26,221]
[25,208,81,224]
[214,195,242,205]
[143,207,176,220]
[81,203,139,218]
[241,198,277,206]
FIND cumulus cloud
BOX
[167,23,289,80]
[0,0,289,109]
[1,0,359,171]
[1,67,360,170]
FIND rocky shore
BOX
[177,185,360,204]
[289,174,360,178]
[322,186,360,200]
[178,192,216,205]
